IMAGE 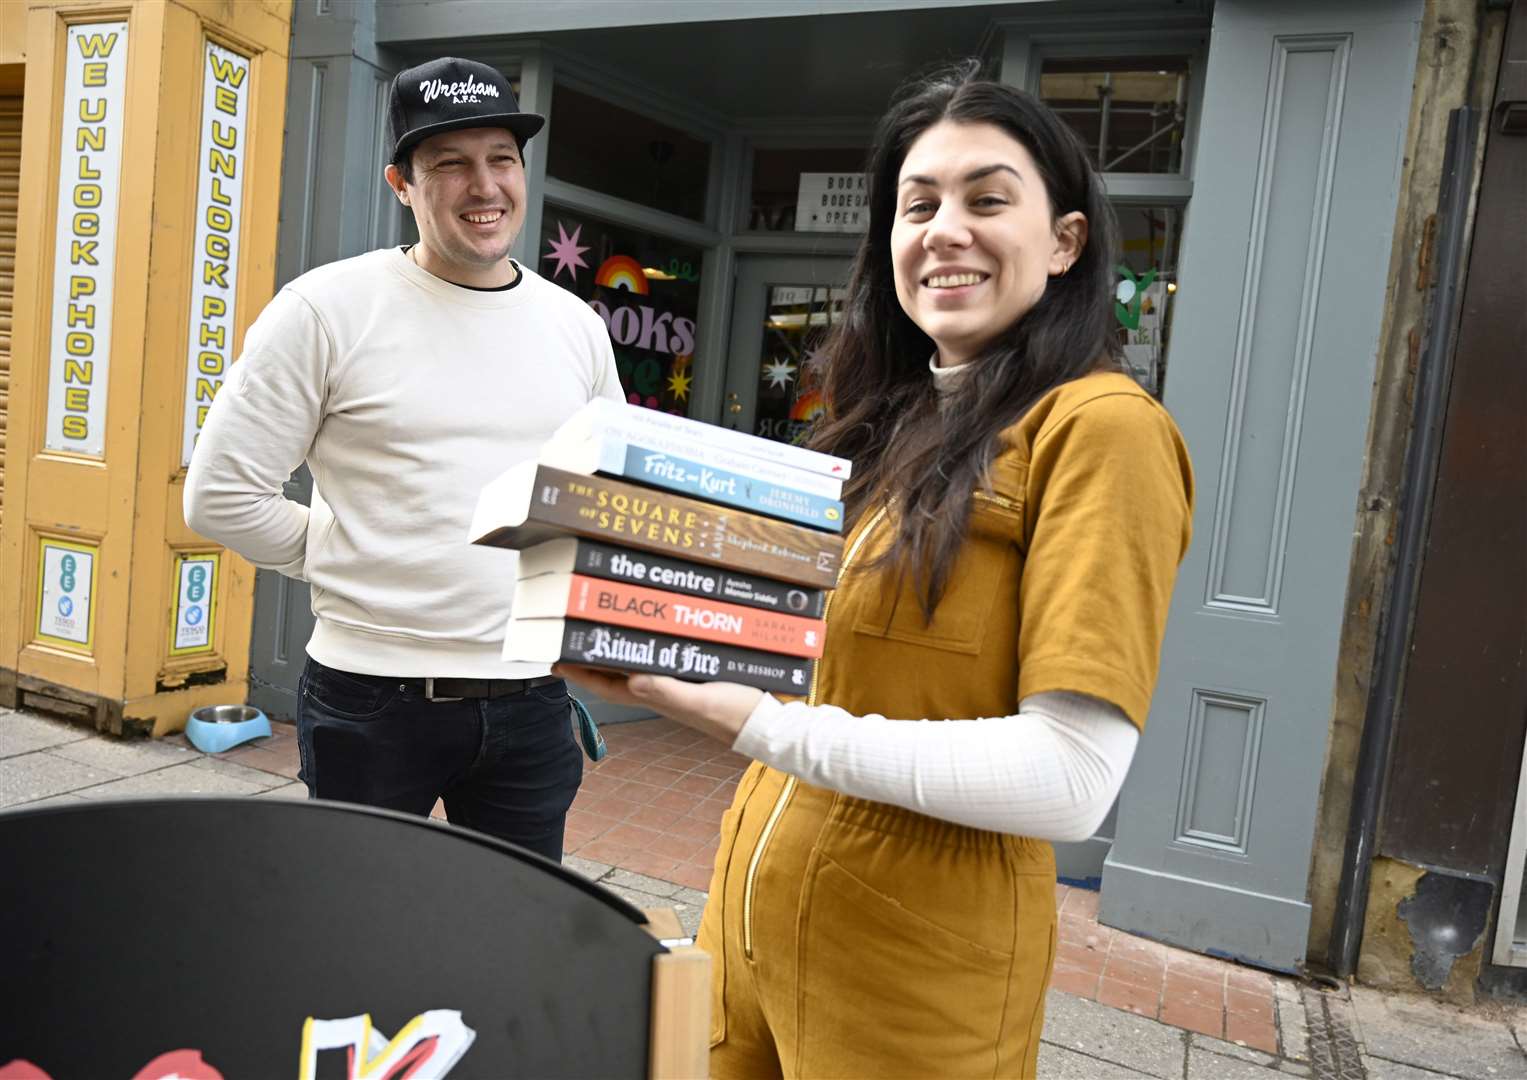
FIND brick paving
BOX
[1053,883,1281,1054]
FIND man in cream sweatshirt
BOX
[186,58,624,860]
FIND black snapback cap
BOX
[388,57,545,161]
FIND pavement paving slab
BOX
[1038,1041,1155,1077]
[1351,986,1527,1080]
[1188,1045,1280,1078]
[1192,1031,1279,1068]
[73,761,272,799]
[1277,978,1311,1062]
[0,710,93,758]
[252,781,308,799]
[1361,1056,1462,1080]
[0,751,116,807]
[604,867,683,898]
[562,854,612,881]
[8,792,89,809]
[46,734,197,776]
[1041,988,1188,1079]
[189,756,288,790]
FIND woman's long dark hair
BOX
[808,60,1122,620]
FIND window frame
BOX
[1002,29,1210,207]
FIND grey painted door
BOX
[1099,0,1424,971]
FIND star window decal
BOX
[667,368,693,402]
[542,221,590,282]
[762,358,797,390]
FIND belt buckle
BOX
[423,678,464,703]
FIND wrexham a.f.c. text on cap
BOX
[388,57,546,161]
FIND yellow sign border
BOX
[167,550,221,657]
[35,537,101,652]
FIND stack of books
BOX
[469,399,850,694]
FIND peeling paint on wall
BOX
[1397,872,1492,990]
[1359,856,1493,1003]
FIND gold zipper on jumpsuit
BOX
[742,503,891,960]
[972,489,1022,514]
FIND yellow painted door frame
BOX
[1,79,20,536]
[0,0,292,735]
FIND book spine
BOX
[584,429,842,499]
[556,619,815,695]
[585,399,852,480]
[605,442,844,532]
[561,574,824,658]
[566,539,828,619]
[527,467,842,589]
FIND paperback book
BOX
[517,537,827,619]
[515,572,826,658]
[544,417,843,500]
[469,462,842,589]
[504,617,814,695]
[549,437,844,532]
[550,397,851,481]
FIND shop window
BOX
[538,208,703,416]
[1041,57,1191,174]
[1113,205,1184,397]
[546,84,710,221]
[748,147,868,232]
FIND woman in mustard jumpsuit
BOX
[561,62,1194,1079]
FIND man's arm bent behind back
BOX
[184,290,329,580]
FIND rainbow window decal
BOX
[593,254,649,295]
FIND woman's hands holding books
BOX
[554,665,765,748]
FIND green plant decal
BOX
[1114,265,1159,331]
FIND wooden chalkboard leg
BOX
[644,908,711,1080]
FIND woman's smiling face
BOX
[891,119,1086,367]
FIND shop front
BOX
[222,0,1429,977]
[3,0,1465,978]
[254,0,1212,726]
[231,0,1434,974]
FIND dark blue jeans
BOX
[295,658,583,862]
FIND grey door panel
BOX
[1100,0,1424,971]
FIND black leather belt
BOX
[402,674,563,702]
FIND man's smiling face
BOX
[388,126,526,287]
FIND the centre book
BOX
[475,400,851,692]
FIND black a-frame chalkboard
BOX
[0,798,705,1079]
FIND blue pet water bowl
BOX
[185,704,271,754]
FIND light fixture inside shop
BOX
[1167,282,1177,293]
[643,266,677,280]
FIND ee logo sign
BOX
[186,564,207,604]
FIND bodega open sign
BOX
[794,172,867,234]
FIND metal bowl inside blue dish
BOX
[185,704,271,753]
